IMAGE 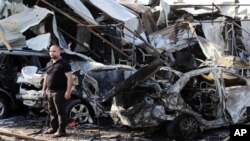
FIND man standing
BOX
[42,44,73,137]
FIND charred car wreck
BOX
[0,48,50,118]
[16,48,136,124]
[16,56,250,141]
[109,64,250,140]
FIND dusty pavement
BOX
[0,114,167,141]
[0,113,230,141]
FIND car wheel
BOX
[0,97,10,119]
[66,99,94,124]
[167,114,201,141]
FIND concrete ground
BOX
[0,113,229,141]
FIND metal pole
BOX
[170,4,250,6]
[40,0,141,66]
[175,19,250,23]
[232,21,250,35]
[77,23,123,28]
[212,3,214,25]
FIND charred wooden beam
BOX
[0,129,47,141]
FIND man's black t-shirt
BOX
[46,58,71,92]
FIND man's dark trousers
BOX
[47,90,66,132]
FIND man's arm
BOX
[41,74,48,98]
[65,72,73,100]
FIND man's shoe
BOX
[43,128,56,134]
[52,131,66,138]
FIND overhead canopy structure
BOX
[0,0,249,70]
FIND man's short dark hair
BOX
[50,44,62,50]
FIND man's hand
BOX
[41,90,46,99]
[65,91,71,100]
[42,74,47,99]
[65,72,72,100]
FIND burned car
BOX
[17,56,164,125]
[15,54,250,140]
[0,47,130,124]
[16,49,136,124]
[0,48,50,119]
[109,65,250,140]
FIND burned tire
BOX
[0,97,10,119]
[66,99,94,124]
[167,114,201,141]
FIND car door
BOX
[220,70,249,123]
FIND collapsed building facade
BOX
[1,0,250,141]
